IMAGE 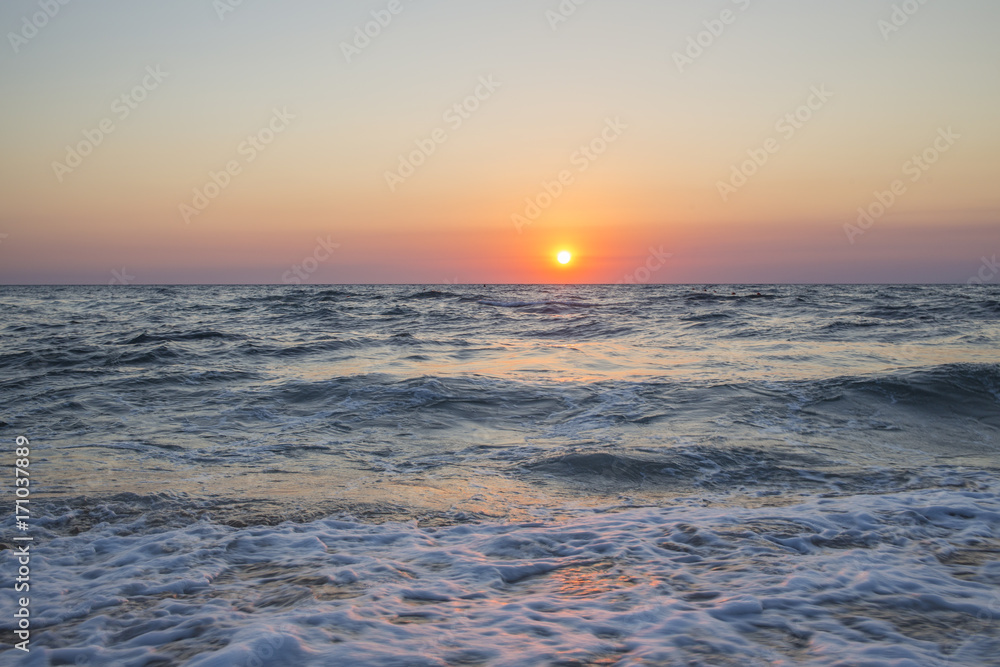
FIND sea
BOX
[1,284,998,666]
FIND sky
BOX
[0,0,997,284]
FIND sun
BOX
[557,250,572,265]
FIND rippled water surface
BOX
[1,285,998,665]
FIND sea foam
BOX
[3,484,998,666]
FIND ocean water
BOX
[1,284,999,666]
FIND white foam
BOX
[3,485,999,666]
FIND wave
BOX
[405,289,460,300]
[478,299,598,310]
[125,330,245,345]
[820,318,890,330]
[11,484,1000,665]
[683,291,774,302]
[521,446,826,488]
[817,363,1000,420]
[238,338,362,357]
[527,322,634,339]
[314,289,357,301]
[108,344,181,365]
[680,312,733,322]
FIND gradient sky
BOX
[1,0,997,284]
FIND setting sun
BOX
[557,251,572,265]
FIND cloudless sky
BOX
[0,0,997,284]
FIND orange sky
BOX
[1,0,997,283]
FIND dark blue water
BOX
[1,285,999,665]
[2,284,997,508]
